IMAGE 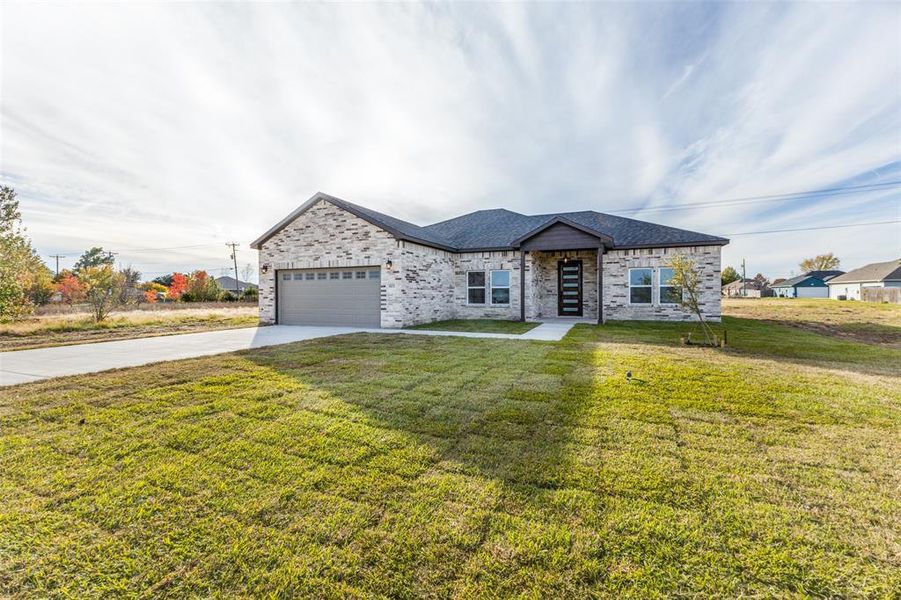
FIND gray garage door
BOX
[277,267,381,327]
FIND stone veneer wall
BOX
[396,243,456,326]
[601,245,722,321]
[528,250,598,320]
[257,199,456,327]
[453,251,524,320]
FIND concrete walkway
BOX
[0,322,575,387]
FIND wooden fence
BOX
[861,287,901,304]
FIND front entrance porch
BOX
[523,248,603,323]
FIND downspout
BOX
[597,247,604,324]
[520,250,526,322]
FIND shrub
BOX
[167,273,187,300]
[56,273,87,304]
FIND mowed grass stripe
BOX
[1,317,899,597]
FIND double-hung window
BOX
[490,270,510,305]
[468,270,512,306]
[467,272,486,304]
[659,267,680,304]
[629,268,653,304]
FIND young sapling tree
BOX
[667,254,717,346]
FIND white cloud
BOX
[1,1,898,278]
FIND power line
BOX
[725,219,901,237]
[608,181,901,215]
[48,254,65,277]
[226,242,241,295]
[116,243,226,253]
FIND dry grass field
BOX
[0,307,258,351]
[723,297,901,347]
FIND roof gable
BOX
[250,192,456,251]
[512,217,613,250]
[827,259,901,284]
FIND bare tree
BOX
[667,254,716,346]
[118,265,142,305]
[240,262,255,284]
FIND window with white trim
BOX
[467,271,486,304]
[629,268,653,304]
[490,270,511,305]
[659,267,680,304]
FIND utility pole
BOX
[741,259,747,298]
[226,242,240,296]
[49,254,65,278]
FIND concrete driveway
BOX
[0,322,574,387]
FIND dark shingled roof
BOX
[827,259,901,284]
[805,270,844,281]
[251,193,729,251]
[771,274,818,288]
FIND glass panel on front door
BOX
[558,260,583,316]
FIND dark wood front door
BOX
[558,260,583,316]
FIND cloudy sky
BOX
[1,1,899,281]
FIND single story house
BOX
[771,271,844,298]
[250,192,729,328]
[215,276,255,294]
[722,279,764,298]
[827,259,901,300]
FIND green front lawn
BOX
[1,317,899,596]
[407,318,540,334]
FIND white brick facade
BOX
[257,199,456,328]
[258,201,723,327]
[601,245,722,321]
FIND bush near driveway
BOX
[0,314,898,597]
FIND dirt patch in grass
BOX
[0,307,258,351]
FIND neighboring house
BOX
[826,259,901,300]
[215,276,255,294]
[250,192,729,328]
[722,279,763,298]
[771,270,844,298]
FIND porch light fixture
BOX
[261,264,270,274]
[385,259,393,271]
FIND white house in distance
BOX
[827,259,901,300]
[770,270,843,298]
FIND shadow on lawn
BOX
[232,330,897,595]
[245,334,591,490]
[567,317,901,378]
[242,333,605,592]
